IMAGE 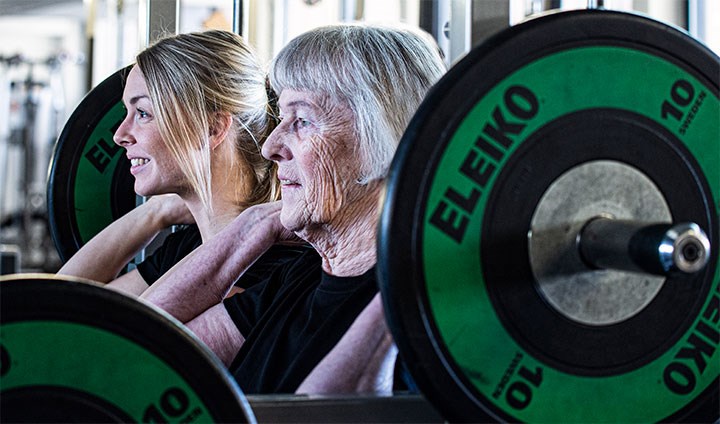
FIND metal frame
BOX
[248,394,445,423]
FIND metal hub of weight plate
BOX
[379,9,718,423]
[47,67,136,263]
[0,274,256,423]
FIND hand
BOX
[239,201,303,245]
[144,194,194,227]
[277,223,305,246]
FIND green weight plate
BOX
[0,274,256,423]
[47,67,137,263]
[379,9,719,423]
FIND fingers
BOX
[146,194,194,226]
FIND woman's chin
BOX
[133,185,155,198]
[280,214,303,233]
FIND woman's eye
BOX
[296,117,310,128]
[137,109,150,119]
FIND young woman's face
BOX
[113,66,187,197]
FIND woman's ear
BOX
[209,112,233,150]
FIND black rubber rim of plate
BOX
[47,66,136,263]
[0,275,255,423]
[379,9,719,423]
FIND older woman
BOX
[142,23,446,394]
[58,31,303,295]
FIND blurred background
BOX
[0,0,718,274]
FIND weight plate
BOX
[47,67,137,263]
[0,274,256,423]
[379,9,719,423]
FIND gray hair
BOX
[268,23,447,183]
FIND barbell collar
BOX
[578,218,710,276]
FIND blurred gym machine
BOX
[0,52,83,275]
[420,0,710,68]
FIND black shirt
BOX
[136,225,201,284]
[224,249,378,394]
[136,225,309,289]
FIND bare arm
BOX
[103,269,150,296]
[296,293,398,395]
[186,303,245,367]
[140,201,287,323]
[57,194,191,283]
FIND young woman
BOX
[58,30,305,295]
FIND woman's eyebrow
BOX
[284,100,318,111]
[124,94,150,107]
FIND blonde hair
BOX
[136,30,279,212]
[269,23,446,183]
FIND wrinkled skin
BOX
[263,89,379,268]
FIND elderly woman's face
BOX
[262,89,364,233]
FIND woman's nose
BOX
[113,115,134,147]
[262,128,289,162]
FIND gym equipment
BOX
[39,7,718,424]
[0,274,255,423]
[0,53,73,272]
[47,67,135,263]
[0,272,443,423]
[379,9,718,423]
